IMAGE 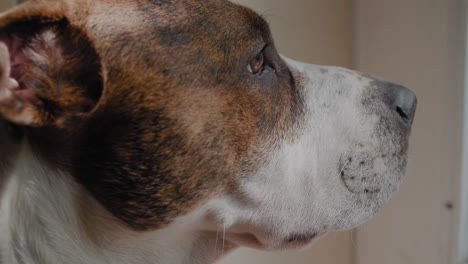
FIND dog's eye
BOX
[248,52,265,75]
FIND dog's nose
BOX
[388,85,417,125]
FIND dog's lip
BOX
[226,231,325,250]
[284,232,319,243]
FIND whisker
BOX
[222,222,226,256]
[338,158,351,177]
[214,227,220,255]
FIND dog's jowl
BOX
[0,0,416,263]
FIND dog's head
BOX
[0,0,415,252]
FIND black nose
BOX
[389,85,417,125]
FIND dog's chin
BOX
[225,231,327,251]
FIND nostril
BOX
[396,106,410,122]
[388,84,417,125]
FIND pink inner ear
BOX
[0,34,43,106]
[2,24,103,115]
[0,41,19,92]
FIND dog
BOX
[0,0,417,263]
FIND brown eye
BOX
[248,52,265,75]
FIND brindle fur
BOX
[0,0,304,230]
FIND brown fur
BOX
[0,0,304,230]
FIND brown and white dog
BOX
[0,0,417,263]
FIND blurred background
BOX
[1,0,466,263]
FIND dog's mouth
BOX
[224,231,326,250]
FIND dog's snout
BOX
[388,84,417,125]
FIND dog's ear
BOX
[0,0,103,127]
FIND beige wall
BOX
[354,0,465,264]
[221,1,354,264]
[0,0,16,11]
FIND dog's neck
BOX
[0,141,234,264]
